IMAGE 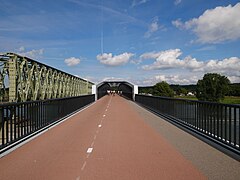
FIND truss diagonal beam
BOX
[0,53,94,102]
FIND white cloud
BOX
[135,68,240,86]
[172,19,184,29]
[64,57,81,66]
[131,0,149,7]
[139,73,239,86]
[196,46,216,51]
[18,48,44,59]
[140,51,163,60]
[137,74,200,86]
[174,0,182,6]
[96,52,134,66]
[155,73,240,85]
[172,3,240,43]
[203,57,240,73]
[140,49,240,79]
[228,76,240,83]
[18,46,25,52]
[144,17,160,38]
[155,74,198,84]
[142,49,202,70]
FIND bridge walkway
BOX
[0,95,239,180]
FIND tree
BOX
[228,83,240,96]
[176,87,188,96]
[153,81,174,97]
[196,73,230,102]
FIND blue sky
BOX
[0,0,240,85]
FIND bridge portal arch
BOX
[96,81,138,100]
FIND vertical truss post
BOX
[9,56,17,102]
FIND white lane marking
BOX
[87,148,93,154]
[81,161,87,171]
[98,124,102,128]
[103,114,106,117]
[105,109,108,111]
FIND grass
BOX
[174,96,240,105]
[221,96,240,104]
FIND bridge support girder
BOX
[0,53,94,102]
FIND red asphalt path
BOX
[0,95,206,180]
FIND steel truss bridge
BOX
[0,53,93,102]
[0,52,239,162]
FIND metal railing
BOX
[136,94,240,154]
[0,94,95,152]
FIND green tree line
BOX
[139,73,240,103]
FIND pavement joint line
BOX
[94,135,97,140]
[76,176,80,180]
[91,141,95,147]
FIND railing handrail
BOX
[135,94,240,157]
[137,94,240,108]
[0,94,94,107]
[1,94,95,152]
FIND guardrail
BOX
[135,94,240,155]
[0,94,95,152]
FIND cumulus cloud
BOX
[172,3,240,43]
[137,74,200,86]
[144,17,161,38]
[228,76,240,83]
[203,57,240,73]
[96,52,134,66]
[18,48,44,59]
[140,49,240,79]
[142,49,202,70]
[64,57,81,66]
[155,74,199,85]
[140,73,239,86]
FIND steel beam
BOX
[0,53,94,102]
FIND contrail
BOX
[101,27,103,54]
[100,0,104,54]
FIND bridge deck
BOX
[0,96,239,180]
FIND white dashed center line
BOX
[81,161,87,171]
[80,95,113,174]
[87,148,93,154]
